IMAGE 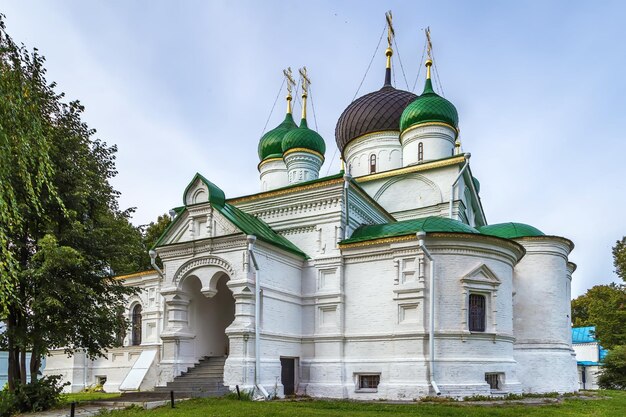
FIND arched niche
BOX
[374,174,443,212]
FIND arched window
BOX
[468,294,486,332]
[131,304,142,346]
[369,154,377,174]
[418,142,424,161]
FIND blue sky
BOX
[3,1,625,296]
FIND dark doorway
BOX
[131,304,142,346]
[280,357,296,396]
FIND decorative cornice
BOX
[283,147,325,161]
[401,121,458,138]
[228,178,343,204]
[257,157,285,171]
[340,234,415,249]
[354,155,465,183]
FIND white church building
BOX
[44,23,579,399]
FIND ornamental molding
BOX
[400,124,456,146]
[228,178,343,204]
[400,122,458,139]
[373,173,443,204]
[283,147,325,161]
[461,263,502,287]
[279,225,317,236]
[249,197,342,220]
[354,155,465,183]
[159,235,247,260]
[173,255,235,286]
[344,130,401,156]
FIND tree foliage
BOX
[614,237,626,283]
[598,345,626,390]
[0,14,147,391]
[571,283,626,350]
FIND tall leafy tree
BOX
[0,14,143,390]
[571,283,626,350]
[614,237,626,283]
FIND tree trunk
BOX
[20,348,27,384]
[30,350,40,384]
[7,311,17,391]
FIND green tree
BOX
[571,283,626,349]
[0,14,143,391]
[139,213,172,269]
[614,237,626,282]
[598,345,626,390]
[0,14,60,308]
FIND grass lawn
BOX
[91,390,626,417]
[59,392,121,404]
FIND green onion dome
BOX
[478,223,545,239]
[400,77,459,133]
[281,118,326,157]
[258,113,298,161]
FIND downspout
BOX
[148,250,164,279]
[416,231,441,395]
[343,173,351,240]
[247,235,270,399]
[448,153,471,219]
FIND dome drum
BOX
[259,157,289,191]
[344,131,402,177]
[284,150,324,184]
[401,123,457,165]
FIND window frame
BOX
[131,304,143,346]
[418,142,424,161]
[369,154,377,174]
[355,373,381,393]
[468,293,487,332]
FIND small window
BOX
[356,374,380,392]
[418,142,424,161]
[369,154,376,174]
[131,304,142,346]
[469,294,486,332]
[485,373,502,390]
[96,376,107,386]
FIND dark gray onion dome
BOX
[335,72,417,154]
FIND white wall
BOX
[344,131,402,177]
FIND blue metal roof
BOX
[577,361,601,366]
[572,326,596,344]
[572,326,608,364]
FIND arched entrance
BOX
[182,272,235,358]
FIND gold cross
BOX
[425,26,433,60]
[299,67,311,96]
[386,10,394,49]
[283,67,295,96]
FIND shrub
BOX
[1,375,68,416]
[598,345,626,390]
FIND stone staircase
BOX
[155,356,230,398]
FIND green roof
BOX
[157,175,307,258]
[258,113,297,161]
[478,222,545,239]
[472,176,480,193]
[183,173,225,207]
[341,216,479,244]
[218,203,306,258]
[281,118,326,156]
[400,78,459,132]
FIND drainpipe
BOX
[416,231,441,395]
[343,173,351,240]
[148,250,164,279]
[246,235,270,399]
[448,153,471,219]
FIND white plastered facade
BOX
[46,149,578,398]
